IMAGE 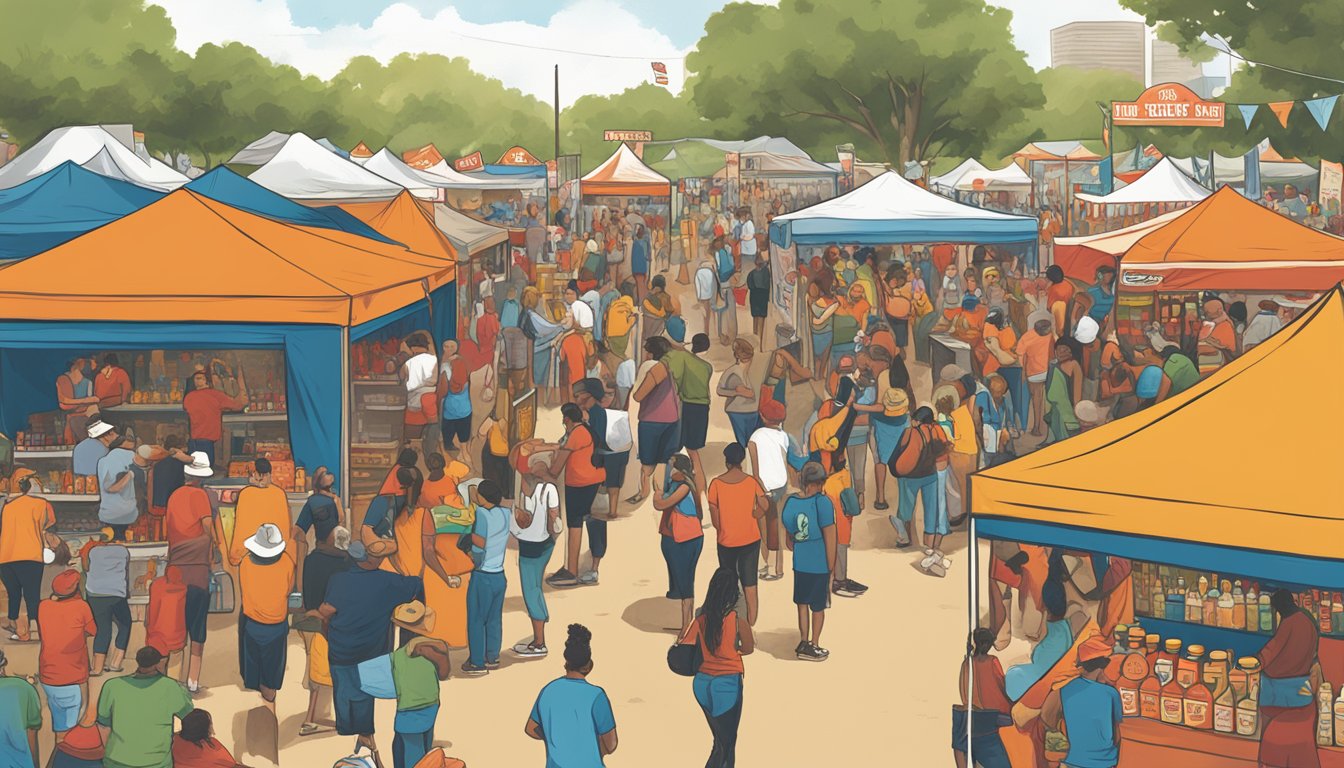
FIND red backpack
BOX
[889,423,947,478]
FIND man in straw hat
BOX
[237,523,294,712]
[36,569,95,741]
[314,539,422,763]
[1042,635,1123,768]
[389,603,451,768]
[165,451,217,694]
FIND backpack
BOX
[604,409,633,452]
[839,486,861,518]
[889,424,947,478]
[365,494,406,539]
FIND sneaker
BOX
[546,569,579,587]
[831,582,858,598]
[919,549,937,570]
[794,640,808,656]
[844,579,869,594]
[577,570,599,586]
[512,643,548,657]
[927,562,948,578]
[485,658,501,670]
[888,515,911,547]
[460,662,489,677]
[797,643,829,662]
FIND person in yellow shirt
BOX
[237,522,295,712]
[229,458,301,588]
[945,379,981,529]
[604,285,637,359]
[0,468,57,641]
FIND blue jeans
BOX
[518,539,554,622]
[896,473,939,524]
[693,673,743,768]
[924,468,951,536]
[467,570,507,667]
[998,366,1027,430]
[727,411,760,447]
[393,704,438,768]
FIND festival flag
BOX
[1237,104,1259,130]
[1305,95,1340,131]
[1267,101,1294,128]
[651,61,669,86]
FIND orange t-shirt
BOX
[562,424,605,488]
[37,597,96,686]
[1015,330,1054,378]
[165,485,213,546]
[94,367,131,407]
[182,388,237,442]
[982,325,1018,376]
[146,577,187,653]
[707,475,765,547]
[0,495,55,564]
[229,484,291,566]
[823,469,854,546]
[692,610,745,676]
[560,333,589,386]
[240,551,296,625]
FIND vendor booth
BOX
[185,166,396,244]
[1010,141,1103,235]
[580,144,673,274]
[1074,158,1210,235]
[738,151,839,227]
[953,163,1034,214]
[0,189,455,553]
[1113,186,1344,350]
[0,161,163,261]
[931,158,990,196]
[768,171,1037,358]
[969,286,1344,767]
[1052,206,1190,284]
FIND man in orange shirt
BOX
[36,569,96,740]
[558,329,591,390]
[1196,294,1237,376]
[227,458,298,574]
[181,369,247,467]
[707,443,767,625]
[93,354,132,409]
[543,403,606,587]
[145,566,187,669]
[1016,318,1055,437]
[1044,265,1075,338]
[165,451,218,694]
[237,523,294,712]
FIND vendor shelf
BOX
[40,494,99,503]
[1120,717,1344,768]
[13,448,73,458]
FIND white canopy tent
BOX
[430,203,509,255]
[0,125,188,192]
[246,133,411,201]
[954,163,1033,192]
[1076,157,1210,204]
[419,160,546,192]
[360,149,444,198]
[930,158,989,193]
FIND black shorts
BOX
[564,484,601,529]
[602,451,630,489]
[717,541,762,588]
[680,402,710,450]
[661,535,703,600]
[238,615,287,692]
[792,572,830,612]
[441,415,472,447]
[638,421,679,466]
[185,586,210,644]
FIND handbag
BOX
[665,315,687,342]
[839,486,861,518]
[604,409,633,452]
[667,621,703,677]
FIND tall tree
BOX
[987,67,1141,161]
[687,0,1043,167]
[1123,0,1344,159]
[561,84,704,170]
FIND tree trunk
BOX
[899,87,922,168]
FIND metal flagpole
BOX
[967,514,979,766]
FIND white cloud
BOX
[152,0,691,105]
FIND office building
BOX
[1050,21,1145,81]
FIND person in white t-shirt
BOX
[747,399,792,581]
[737,207,757,259]
[400,332,439,444]
[510,458,561,657]
[694,257,718,339]
[565,280,595,331]
[615,358,636,409]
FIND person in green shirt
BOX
[390,635,451,768]
[96,647,193,768]
[0,649,41,768]
[1160,346,1201,395]
[662,334,714,499]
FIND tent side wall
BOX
[0,320,344,489]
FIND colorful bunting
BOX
[1305,95,1339,131]
[1267,101,1294,128]
[1237,104,1259,130]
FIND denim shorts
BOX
[42,683,82,732]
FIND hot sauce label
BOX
[1236,708,1258,736]
[1214,704,1234,733]
[1183,699,1210,728]
[1140,692,1161,719]
[1120,688,1139,716]
[1161,695,1184,723]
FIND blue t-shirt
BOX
[1085,285,1115,322]
[631,238,650,275]
[974,390,1009,431]
[1135,365,1164,400]
[0,676,41,768]
[1060,677,1122,768]
[499,299,521,329]
[323,566,423,665]
[97,448,139,525]
[72,438,108,477]
[781,494,834,575]
[295,494,340,534]
[472,505,510,574]
[529,677,616,768]
[716,247,734,282]
[441,379,472,421]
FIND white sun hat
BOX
[183,452,214,478]
[244,523,286,558]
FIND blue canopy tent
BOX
[185,167,399,244]
[768,171,1038,248]
[0,161,164,262]
[0,189,456,496]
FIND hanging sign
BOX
[603,130,653,142]
[497,146,541,166]
[1112,83,1225,127]
[453,151,484,172]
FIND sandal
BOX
[104,666,124,673]
[873,501,889,511]
[762,571,784,581]
[624,494,647,505]
[298,722,324,737]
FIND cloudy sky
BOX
[152,0,1204,106]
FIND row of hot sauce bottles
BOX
[1107,562,1344,746]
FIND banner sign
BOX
[603,130,653,142]
[497,146,541,166]
[1321,160,1343,210]
[651,62,669,86]
[1113,83,1225,127]
[453,151,484,172]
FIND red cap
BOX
[51,569,81,598]
[58,724,105,760]
[759,399,786,424]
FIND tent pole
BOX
[967,514,978,766]
[340,325,350,516]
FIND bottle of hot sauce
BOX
[1161,672,1186,725]
[1183,661,1214,730]
[1140,668,1163,720]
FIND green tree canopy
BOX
[562,84,704,171]
[687,0,1044,167]
[987,66,1141,161]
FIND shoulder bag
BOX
[667,619,704,677]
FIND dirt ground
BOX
[7,284,998,768]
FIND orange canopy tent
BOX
[350,141,374,160]
[581,144,672,198]
[339,191,458,272]
[1120,186,1344,292]
[1009,140,1102,166]
[0,189,452,325]
[1052,207,1191,282]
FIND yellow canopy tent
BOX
[971,285,1344,586]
